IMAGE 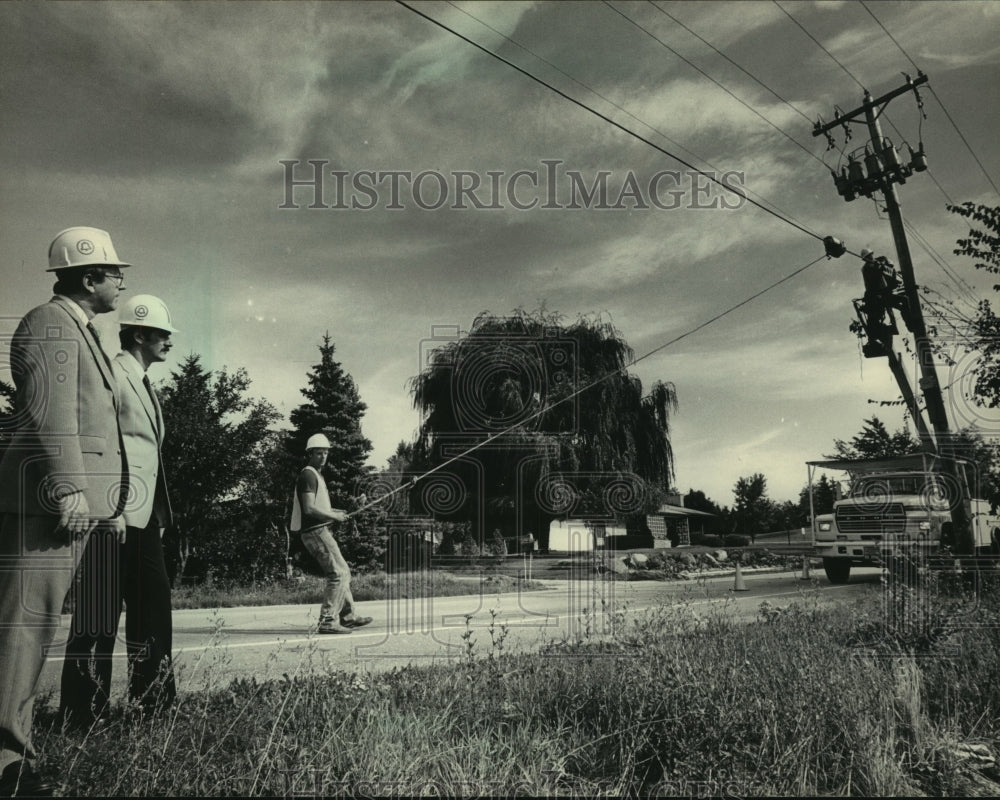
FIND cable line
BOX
[395,0,849,255]
[773,0,865,91]
[648,1,815,127]
[602,1,826,168]
[858,1,918,71]
[902,215,979,305]
[443,0,815,242]
[860,0,999,198]
[350,246,830,516]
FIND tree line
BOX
[0,204,998,583]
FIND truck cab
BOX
[808,454,1000,584]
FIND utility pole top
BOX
[812,72,928,137]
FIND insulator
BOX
[832,169,848,197]
[847,157,865,184]
[864,148,883,181]
[823,236,847,258]
[882,141,902,170]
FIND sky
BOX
[1,0,998,508]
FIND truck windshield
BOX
[848,474,947,504]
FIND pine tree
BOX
[288,334,373,507]
[159,355,280,582]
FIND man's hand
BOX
[56,491,97,539]
[330,509,348,523]
[106,516,127,544]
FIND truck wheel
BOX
[823,558,851,584]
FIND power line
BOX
[926,86,1000,198]
[902,215,979,305]
[648,1,814,127]
[395,0,846,253]
[858,0,919,71]
[773,0,864,91]
[442,0,810,232]
[859,0,999,198]
[349,250,829,517]
[602,1,826,168]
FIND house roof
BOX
[653,504,716,518]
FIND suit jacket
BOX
[0,295,127,518]
[113,352,173,530]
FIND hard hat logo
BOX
[47,226,131,271]
[119,294,179,333]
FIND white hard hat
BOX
[118,294,179,333]
[47,227,131,271]
[305,433,332,451]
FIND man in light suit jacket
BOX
[0,227,130,797]
[60,294,178,725]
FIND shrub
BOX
[724,534,751,547]
[691,533,724,547]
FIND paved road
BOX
[36,567,882,700]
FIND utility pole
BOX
[814,73,975,554]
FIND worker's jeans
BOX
[300,525,355,621]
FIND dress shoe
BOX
[340,615,373,629]
[0,761,55,798]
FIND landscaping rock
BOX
[712,549,728,563]
[595,556,630,576]
[628,553,649,569]
[700,553,719,568]
[679,553,697,568]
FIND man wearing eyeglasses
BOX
[0,227,130,797]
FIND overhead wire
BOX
[643,0,966,311]
[859,0,1000,198]
[394,0,852,255]
[774,0,956,207]
[601,1,827,169]
[648,1,815,127]
[442,0,808,231]
[771,0,982,324]
[349,251,830,517]
[902,215,979,305]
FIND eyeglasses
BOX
[103,270,126,288]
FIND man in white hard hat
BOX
[0,227,130,796]
[60,295,178,727]
[291,434,372,634]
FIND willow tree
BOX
[408,309,677,545]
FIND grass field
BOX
[35,570,1000,796]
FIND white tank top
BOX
[290,465,332,532]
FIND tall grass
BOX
[36,573,1000,796]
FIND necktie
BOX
[143,374,162,437]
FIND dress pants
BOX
[60,519,175,725]
[0,513,83,772]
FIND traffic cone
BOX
[799,556,811,580]
[732,561,748,591]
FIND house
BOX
[547,519,629,552]
[645,492,717,547]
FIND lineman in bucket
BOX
[291,434,372,634]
